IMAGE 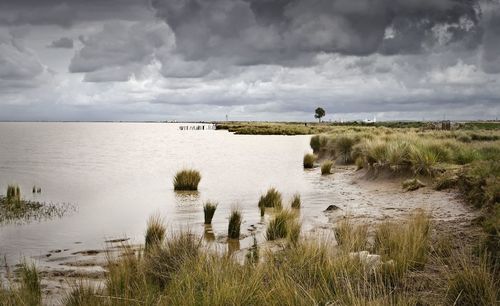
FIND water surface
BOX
[0,122,335,265]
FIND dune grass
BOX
[321,160,333,175]
[145,214,166,252]
[173,169,201,191]
[290,193,301,209]
[303,153,317,168]
[228,209,242,239]
[0,263,41,306]
[203,201,217,224]
[334,218,368,252]
[258,187,282,209]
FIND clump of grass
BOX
[374,211,430,276]
[409,144,438,176]
[228,209,242,239]
[145,214,166,252]
[290,193,301,209]
[258,188,282,209]
[355,157,364,170]
[203,201,217,224]
[335,136,356,163]
[303,153,317,168]
[452,147,480,165]
[173,169,201,191]
[446,253,498,305]
[63,283,103,306]
[6,185,21,206]
[321,160,333,175]
[310,135,321,153]
[334,218,368,252]
[144,231,200,289]
[266,209,299,241]
[402,178,426,191]
[19,262,41,306]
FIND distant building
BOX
[363,116,377,123]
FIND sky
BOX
[0,0,499,122]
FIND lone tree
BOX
[315,107,326,123]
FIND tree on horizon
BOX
[315,107,326,123]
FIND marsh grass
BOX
[228,209,242,239]
[374,211,430,276]
[0,185,71,224]
[258,188,282,209]
[335,136,356,163]
[445,253,498,305]
[6,185,21,206]
[4,209,497,305]
[303,153,317,168]
[321,160,333,175]
[334,218,368,252]
[145,215,166,252]
[203,201,217,224]
[290,193,301,209]
[266,209,299,241]
[173,169,201,191]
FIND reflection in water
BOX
[174,191,200,206]
[203,224,215,242]
[227,239,240,255]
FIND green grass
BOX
[290,193,301,209]
[335,136,356,163]
[145,214,166,252]
[173,169,201,191]
[203,201,217,224]
[258,188,282,209]
[321,160,333,175]
[228,209,242,239]
[303,153,317,168]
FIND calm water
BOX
[0,123,335,265]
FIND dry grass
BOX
[290,193,301,209]
[203,201,217,224]
[173,169,201,191]
[258,188,282,209]
[228,209,242,239]
[303,153,317,168]
[144,214,166,252]
[321,160,333,175]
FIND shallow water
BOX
[0,122,335,266]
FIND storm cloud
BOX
[0,0,498,121]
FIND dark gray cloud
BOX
[0,0,498,121]
[48,37,73,49]
[152,0,482,64]
[0,0,152,27]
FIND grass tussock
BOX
[303,153,317,168]
[6,184,21,206]
[445,253,499,305]
[203,201,217,224]
[321,160,333,175]
[144,214,166,252]
[266,209,300,243]
[258,187,282,209]
[334,218,368,252]
[290,193,301,209]
[228,209,242,239]
[173,169,201,191]
[374,211,430,276]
